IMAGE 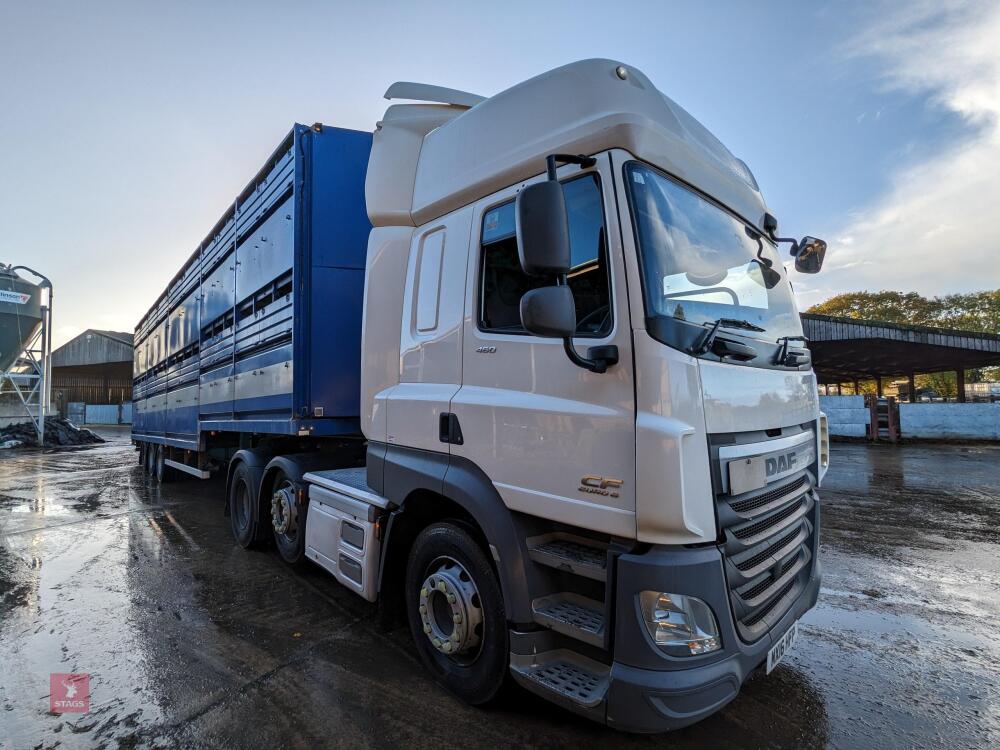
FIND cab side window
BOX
[478,174,612,337]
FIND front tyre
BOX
[271,470,306,564]
[405,522,507,705]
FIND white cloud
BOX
[794,0,1000,309]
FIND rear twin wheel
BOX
[228,462,256,548]
[270,470,306,564]
[226,465,306,563]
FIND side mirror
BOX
[519,285,576,338]
[794,236,827,274]
[515,181,571,276]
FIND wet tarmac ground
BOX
[1,428,998,749]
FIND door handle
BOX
[439,413,464,445]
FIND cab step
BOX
[532,593,606,648]
[526,533,607,582]
[510,650,610,709]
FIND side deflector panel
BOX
[305,483,383,601]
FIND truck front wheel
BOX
[405,522,507,705]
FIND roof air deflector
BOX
[383,82,485,109]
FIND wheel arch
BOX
[373,443,533,625]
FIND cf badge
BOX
[579,475,624,497]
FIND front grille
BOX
[735,526,801,572]
[740,552,801,600]
[729,475,807,514]
[744,579,795,627]
[713,438,819,643]
[732,498,805,541]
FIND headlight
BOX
[639,591,721,656]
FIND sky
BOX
[0,0,997,347]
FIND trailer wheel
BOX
[145,443,157,476]
[229,462,256,548]
[405,522,507,705]
[271,470,305,564]
[154,445,175,483]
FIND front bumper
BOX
[605,544,821,733]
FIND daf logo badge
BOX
[766,452,797,477]
[579,475,624,497]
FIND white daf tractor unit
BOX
[133,59,830,732]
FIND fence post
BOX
[886,397,899,442]
[865,395,877,441]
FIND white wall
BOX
[819,395,868,438]
[900,403,1000,440]
[819,394,1000,441]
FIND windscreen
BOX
[626,162,803,341]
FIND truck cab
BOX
[329,59,828,730]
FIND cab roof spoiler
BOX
[383,82,485,109]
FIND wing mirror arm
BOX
[545,153,596,179]
[768,232,827,274]
[564,338,619,374]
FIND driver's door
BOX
[449,155,636,537]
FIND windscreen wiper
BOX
[774,335,810,366]
[691,318,766,355]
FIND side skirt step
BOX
[532,593,606,648]
[526,533,607,582]
[510,650,610,709]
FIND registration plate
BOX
[766,620,798,674]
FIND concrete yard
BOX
[1,430,998,749]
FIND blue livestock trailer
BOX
[132,124,372,477]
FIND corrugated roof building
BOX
[51,329,133,413]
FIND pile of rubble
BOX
[0,417,105,449]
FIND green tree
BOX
[936,291,1000,333]
[808,291,940,326]
[808,290,1000,334]
[916,372,958,400]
